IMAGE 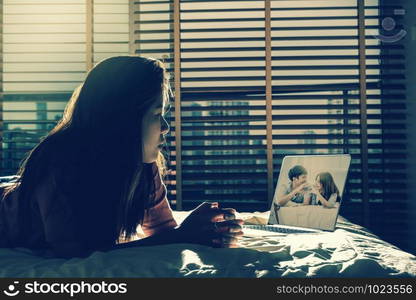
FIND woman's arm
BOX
[38,165,243,258]
[326,193,338,208]
[109,202,244,250]
[139,165,243,247]
[313,191,336,208]
[45,201,242,257]
[141,194,178,237]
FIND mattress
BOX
[0,211,415,278]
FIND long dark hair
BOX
[4,56,171,243]
[316,172,340,202]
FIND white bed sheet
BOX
[0,211,415,278]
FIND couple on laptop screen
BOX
[266,154,351,232]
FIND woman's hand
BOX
[176,202,244,248]
[310,184,321,196]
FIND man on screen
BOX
[275,165,311,207]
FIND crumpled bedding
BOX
[0,211,415,278]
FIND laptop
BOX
[244,154,351,234]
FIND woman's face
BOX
[142,93,169,163]
[314,176,323,191]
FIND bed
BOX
[0,210,415,278]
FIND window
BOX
[134,0,406,219]
[0,0,408,248]
[1,0,129,174]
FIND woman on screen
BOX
[309,172,341,208]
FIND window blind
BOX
[0,1,3,162]
[134,0,406,203]
[0,0,409,252]
[0,0,129,176]
[366,0,408,250]
[133,0,408,250]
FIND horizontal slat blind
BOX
[180,0,268,209]
[134,0,408,213]
[135,0,271,209]
[1,0,86,175]
[361,0,408,250]
[3,0,87,92]
[268,0,365,221]
[0,0,409,252]
[93,0,129,63]
[0,0,129,176]
[0,0,3,164]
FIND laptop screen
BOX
[268,154,351,231]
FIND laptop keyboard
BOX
[243,224,316,234]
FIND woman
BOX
[0,56,243,258]
[309,172,340,208]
